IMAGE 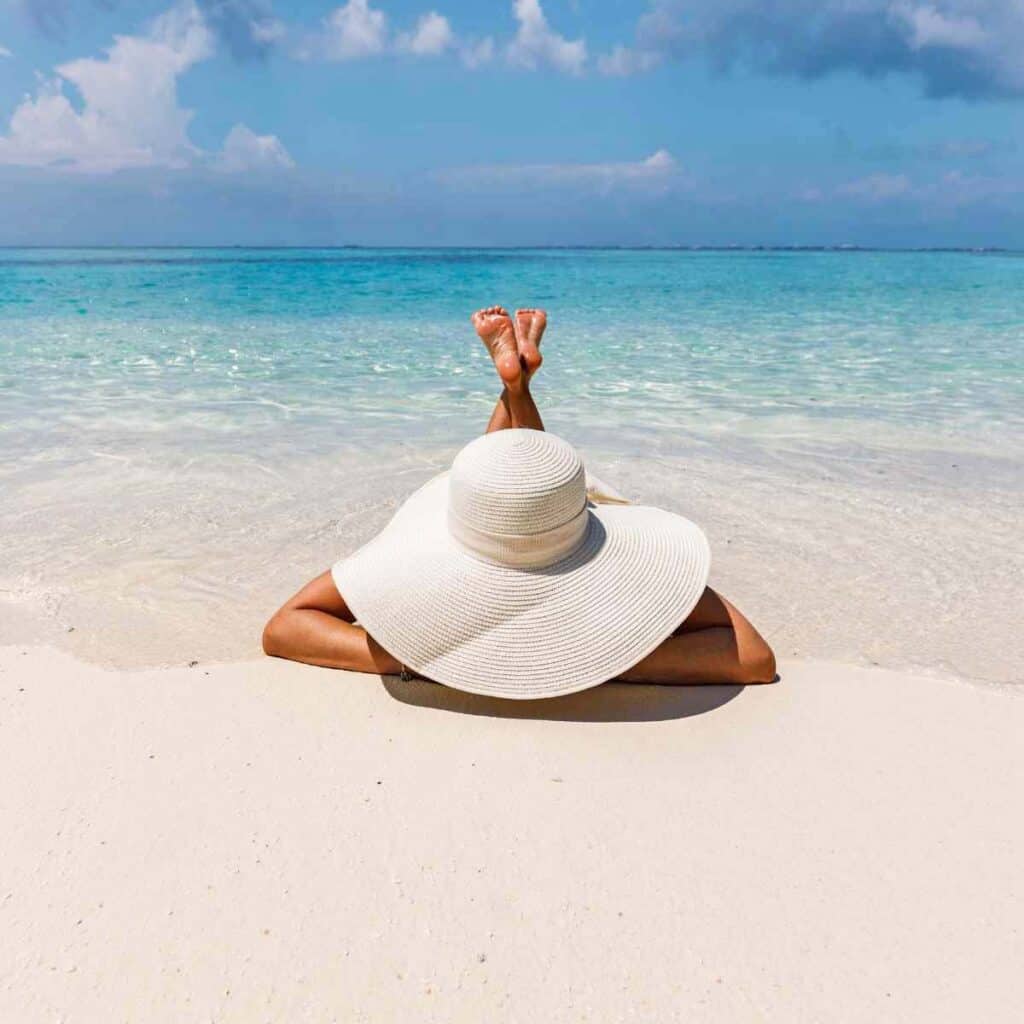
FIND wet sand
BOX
[2,437,1020,685]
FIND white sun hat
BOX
[332,429,710,699]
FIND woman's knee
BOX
[736,634,777,684]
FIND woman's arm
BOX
[262,571,403,674]
[619,587,776,685]
[264,576,775,687]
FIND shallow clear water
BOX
[2,247,1023,463]
[2,248,1022,683]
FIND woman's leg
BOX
[262,571,403,674]
[476,308,546,433]
[488,377,544,432]
[618,587,776,685]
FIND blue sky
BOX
[0,0,1022,245]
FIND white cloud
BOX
[0,45,12,59]
[304,1,463,62]
[241,1,586,73]
[597,44,660,76]
[438,149,686,193]
[460,36,495,69]
[640,149,676,174]
[216,122,294,172]
[0,2,213,172]
[318,0,388,59]
[507,0,586,75]
[0,2,291,175]
[397,11,454,56]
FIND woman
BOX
[263,307,775,698]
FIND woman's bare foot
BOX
[514,308,546,377]
[471,306,522,389]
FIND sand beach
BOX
[3,646,1022,1021]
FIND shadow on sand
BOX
[381,676,745,723]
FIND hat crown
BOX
[449,430,587,538]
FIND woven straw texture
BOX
[450,430,587,536]
[332,431,711,700]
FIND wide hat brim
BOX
[332,473,711,700]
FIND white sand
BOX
[3,645,1022,1022]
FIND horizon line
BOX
[0,244,1020,254]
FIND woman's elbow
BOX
[738,638,777,684]
[261,612,289,658]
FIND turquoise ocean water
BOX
[2,248,1022,681]
[2,247,1023,466]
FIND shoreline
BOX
[3,434,1020,687]
[6,616,1024,701]
[3,621,1018,696]
[4,643,1022,1020]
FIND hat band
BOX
[448,505,590,569]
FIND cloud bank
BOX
[15,0,1024,96]
[297,0,505,72]
[604,0,1024,98]
[271,0,586,73]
